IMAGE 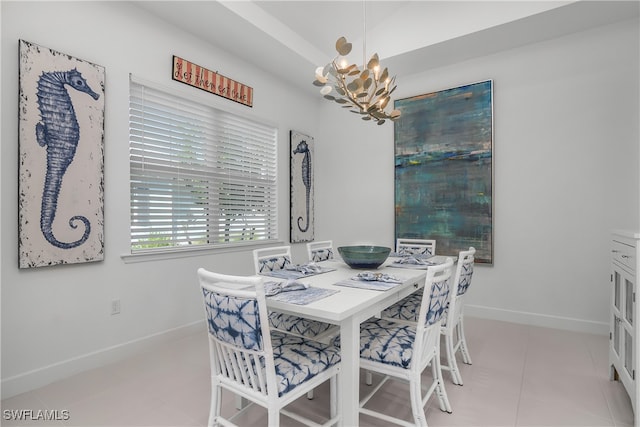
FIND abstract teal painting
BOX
[394,80,493,264]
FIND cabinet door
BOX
[611,269,623,363]
[614,270,622,312]
[618,266,635,392]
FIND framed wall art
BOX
[394,80,493,263]
[18,40,105,268]
[290,131,314,243]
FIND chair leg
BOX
[330,374,337,421]
[432,347,453,413]
[268,407,280,427]
[365,370,373,385]
[457,319,473,365]
[445,331,463,385]
[409,376,428,427]
[209,381,221,427]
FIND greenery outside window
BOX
[129,77,278,252]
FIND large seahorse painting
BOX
[19,40,105,268]
[290,131,314,243]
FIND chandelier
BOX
[313,36,400,125]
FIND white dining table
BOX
[264,256,449,426]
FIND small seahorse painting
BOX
[19,40,105,268]
[290,131,314,243]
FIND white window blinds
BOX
[129,78,278,252]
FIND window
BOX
[129,77,278,252]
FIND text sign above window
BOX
[172,56,253,107]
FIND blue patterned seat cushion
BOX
[311,248,333,262]
[270,331,341,396]
[258,255,292,273]
[359,318,417,369]
[268,312,334,338]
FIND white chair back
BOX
[443,247,475,331]
[307,240,334,262]
[413,258,453,369]
[252,246,292,274]
[440,247,475,385]
[198,268,276,397]
[396,238,436,256]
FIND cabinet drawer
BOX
[612,240,636,272]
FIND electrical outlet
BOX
[111,299,121,315]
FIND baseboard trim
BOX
[1,320,206,399]
[465,304,609,335]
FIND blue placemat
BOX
[262,265,336,279]
[267,287,339,305]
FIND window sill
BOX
[120,240,285,264]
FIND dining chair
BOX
[197,268,341,427]
[306,240,335,262]
[356,258,454,426]
[380,247,476,385]
[396,238,436,257]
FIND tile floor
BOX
[1,317,635,426]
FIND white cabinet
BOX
[610,230,638,414]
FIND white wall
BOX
[315,17,640,332]
[0,1,319,397]
[1,1,638,399]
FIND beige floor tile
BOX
[0,318,634,427]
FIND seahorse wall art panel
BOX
[290,131,314,243]
[18,40,105,268]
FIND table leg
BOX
[339,316,359,426]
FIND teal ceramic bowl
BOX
[338,245,391,269]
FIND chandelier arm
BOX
[334,63,367,112]
[367,78,382,108]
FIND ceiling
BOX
[132,1,639,96]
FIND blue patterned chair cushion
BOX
[380,290,422,323]
[258,255,292,273]
[380,277,450,326]
[426,278,450,325]
[310,248,333,262]
[202,287,263,351]
[270,331,341,396]
[456,263,474,296]
[359,318,417,369]
[268,312,334,338]
[397,245,434,256]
